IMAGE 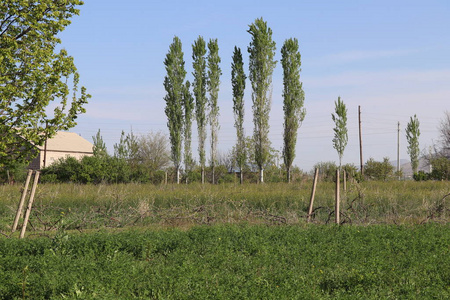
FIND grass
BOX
[0,224,448,299]
[0,180,448,234]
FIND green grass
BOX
[0,181,448,234]
[0,224,448,299]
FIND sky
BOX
[58,0,449,172]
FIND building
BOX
[28,132,94,170]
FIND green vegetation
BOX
[0,224,448,299]
[1,181,448,233]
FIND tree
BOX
[182,81,194,181]
[0,0,90,170]
[192,36,207,184]
[207,39,221,184]
[364,157,394,181]
[92,129,108,158]
[164,36,186,184]
[231,46,247,184]
[137,131,171,171]
[406,114,420,174]
[247,17,277,183]
[281,38,306,183]
[438,111,450,158]
[332,97,348,170]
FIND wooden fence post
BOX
[19,171,40,239]
[307,168,319,223]
[12,170,33,233]
[335,169,340,224]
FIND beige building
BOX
[29,132,94,170]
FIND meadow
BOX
[0,180,448,232]
[0,180,448,299]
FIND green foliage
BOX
[281,38,306,182]
[248,17,277,182]
[313,161,338,181]
[0,225,448,298]
[192,36,208,178]
[332,97,348,169]
[164,36,186,182]
[183,81,195,173]
[364,157,394,181]
[414,156,450,181]
[0,0,90,169]
[406,114,420,174]
[231,46,247,183]
[207,39,221,182]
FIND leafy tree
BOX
[182,81,195,180]
[207,39,221,184]
[437,111,450,158]
[164,36,186,184]
[92,129,108,158]
[192,36,208,183]
[0,0,90,171]
[247,17,277,183]
[281,38,306,183]
[231,46,247,184]
[406,114,420,174]
[364,157,394,181]
[332,97,348,170]
[313,161,338,182]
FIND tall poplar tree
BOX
[207,39,221,184]
[164,36,186,184]
[192,36,207,184]
[183,81,194,181]
[406,114,420,174]
[332,97,348,170]
[231,46,247,184]
[281,38,305,183]
[247,17,277,183]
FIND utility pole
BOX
[358,106,363,176]
[397,121,400,180]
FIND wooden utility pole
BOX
[397,121,400,180]
[358,106,364,176]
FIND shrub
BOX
[364,157,394,181]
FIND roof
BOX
[36,131,93,154]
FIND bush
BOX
[364,157,394,181]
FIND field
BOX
[0,180,449,299]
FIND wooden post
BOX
[358,105,364,176]
[165,171,168,185]
[343,169,347,192]
[335,169,340,224]
[19,171,40,239]
[307,168,319,223]
[12,170,33,233]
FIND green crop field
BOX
[0,181,449,299]
[0,225,449,299]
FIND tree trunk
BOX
[201,167,205,184]
[212,165,215,184]
[176,166,180,184]
[240,166,244,184]
[286,166,291,183]
[259,168,264,183]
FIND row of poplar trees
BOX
[164,18,305,184]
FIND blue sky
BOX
[59,0,449,171]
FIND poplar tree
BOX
[406,114,420,174]
[247,18,277,183]
[332,97,348,170]
[281,38,305,183]
[0,0,90,170]
[207,39,221,184]
[182,80,194,182]
[192,36,207,183]
[164,36,186,184]
[231,46,247,184]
